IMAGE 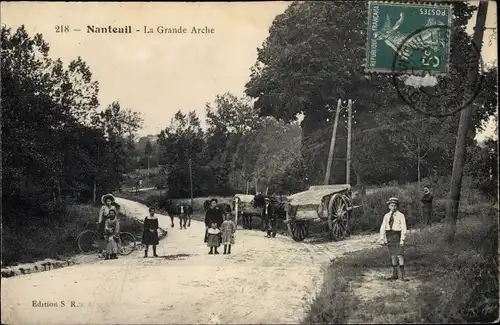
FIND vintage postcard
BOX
[1,1,498,324]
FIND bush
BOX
[350,177,486,234]
[1,203,145,266]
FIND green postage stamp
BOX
[365,1,452,75]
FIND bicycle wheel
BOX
[78,230,100,255]
[119,232,137,256]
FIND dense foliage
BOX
[1,26,143,230]
[244,1,498,189]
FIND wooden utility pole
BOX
[254,177,258,194]
[324,99,342,185]
[188,158,194,208]
[346,99,353,185]
[445,0,489,243]
[246,181,249,194]
[147,156,150,177]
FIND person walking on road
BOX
[262,197,277,238]
[221,214,236,254]
[204,198,224,243]
[379,197,408,281]
[143,207,159,258]
[421,185,434,226]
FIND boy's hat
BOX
[210,198,218,203]
[101,194,115,204]
[386,197,399,205]
[264,197,270,201]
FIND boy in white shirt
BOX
[379,197,408,281]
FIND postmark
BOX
[391,25,485,117]
[365,1,452,75]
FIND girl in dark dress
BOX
[143,207,159,258]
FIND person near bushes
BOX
[262,197,277,238]
[379,197,408,281]
[421,186,434,226]
[207,222,221,254]
[143,207,159,258]
[104,209,120,260]
[98,193,116,258]
[221,214,237,254]
[204,198,224,243]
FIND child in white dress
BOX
[207,222,221,254]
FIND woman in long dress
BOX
[98,193,117,257]
[143,207,159,258]
[104,209,120,260]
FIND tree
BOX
[1,25,143,231]
[144,140,153,176]
[244,1,496,191]
[465,139,498,201]
[157,110,207,197]
[245,1,399,185]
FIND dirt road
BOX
[1,198,382,324]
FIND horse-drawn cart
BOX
[284,184,354,242]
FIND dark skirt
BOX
[386,230,404,256]
[99,220,106,239]
[142,229,159,245]
[207,234,220,247]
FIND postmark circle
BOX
[391,24,485,117]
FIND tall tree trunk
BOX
[417,138,421,191]
[93,178,97,203]
[231,134,243,170]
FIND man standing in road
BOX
[421,185,434,226]
[262,197,276,238]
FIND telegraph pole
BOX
[188,158,194,208]
[324,99,342,185]
[445,0,489,243]
[346,99,353,184]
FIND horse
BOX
[176,202,194,229]
[158,199,193,228]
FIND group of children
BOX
[206,215,237,255]
[100,193,408,281]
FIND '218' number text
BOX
[55,25,70,33]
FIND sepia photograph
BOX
[1,1,498,324]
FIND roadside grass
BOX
[1,203,148,267]
[302,206,499,324]
[350,176,487,234]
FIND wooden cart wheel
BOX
[327,194,350,241]
[285,205,309,242]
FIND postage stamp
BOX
[365,1,452,75]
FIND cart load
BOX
[284,184,353,242]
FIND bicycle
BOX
[77,223,137,256]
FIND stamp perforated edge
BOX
[363,0,453,76]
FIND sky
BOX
[2,1,497,141]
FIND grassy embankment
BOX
[302,178,498,324]
[2,203,153,267]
